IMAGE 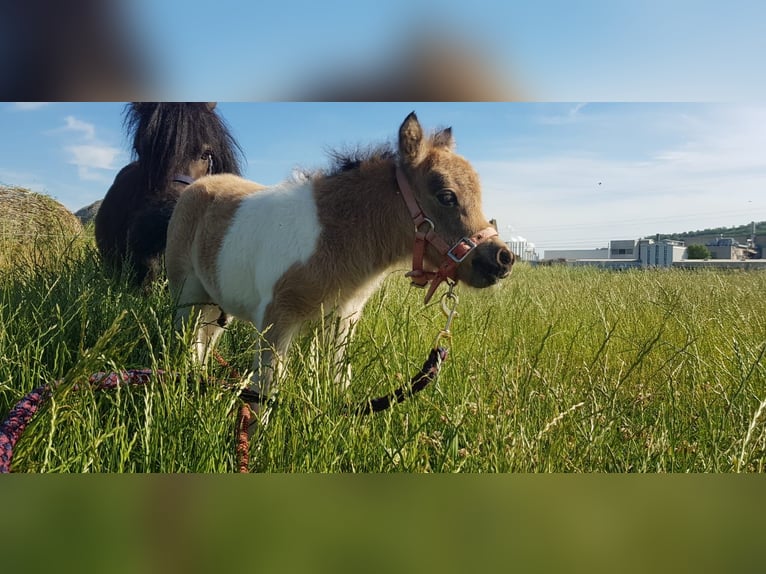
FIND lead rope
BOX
[0,358,252,474]
[0,286,459,473]
[210,351,252,473]
[235,404,251,473]
[356,281,458,414]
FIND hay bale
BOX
[74,199,102,226]
[0,185,83,242]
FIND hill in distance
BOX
[654,220,765,247]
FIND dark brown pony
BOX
[95,102,243,286]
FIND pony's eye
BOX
[437,189,458,207]
[201,151,212,160]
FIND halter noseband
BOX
[172,174,196,186]
[172,153,214,186]
[395,166,498,304]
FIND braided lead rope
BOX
[356,285,457,414]
[236,404,252,473]
[0,384,51,473]
[356,346,448,415]
[2,331,453,473]
[0,369,158,473]
[211,351,258,473]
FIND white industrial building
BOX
[543,238,687,268]
[609,239,639,259]
[507,236,539,262]
[539,227,766,270]
[639,239,686,267]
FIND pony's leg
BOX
[175,277,227,365]
[193,305,228,365]
[243,307,303,431]
[249,322,297,400]
[325,310,357,391]
[330,286,378,389]
[243,332,293,434]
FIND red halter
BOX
[395,166,499,304]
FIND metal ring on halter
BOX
[416,218,435,233]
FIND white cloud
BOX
[538,103,588,125]
[652,106,766,173]
[476,105,766,252]
[46,114,124,183]
[481,154,766,251]
[74,166,109,182]
[66,144,123,181]
[11,102,50,111]
[66,144,121,170]
[61,116,97,140]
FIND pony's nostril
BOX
[497,248,514,267]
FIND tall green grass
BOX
[2,234,765,472]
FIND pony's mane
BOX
[323,143,396,177]
[124,103,244,191]
[321,127,452,178]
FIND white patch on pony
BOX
[216,179,321,327]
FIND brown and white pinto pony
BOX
[165,112,514,417]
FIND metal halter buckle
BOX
[434,281,459,348]
[447,237,477,263]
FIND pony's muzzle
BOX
[463,242,514,287]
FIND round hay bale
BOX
[74,199,102,227]
[0,185,83,244]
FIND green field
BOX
[2,232,765,472]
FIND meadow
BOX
[1,231,765,473]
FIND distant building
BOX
[542,238,687,268]
[506,236,539,262]
[538,227,766,270]
[609,239,639,260]
[543,247,608,260]
[705,237,758,260]
[639,238,686,267]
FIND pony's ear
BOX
[131,102,153,113]
[398,112,426,165]
[432,127,454,150]
[206,102,217,111]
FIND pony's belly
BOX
[219,297,268,328]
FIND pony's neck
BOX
[314,158,414,272]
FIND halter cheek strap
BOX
[395,167,499,304]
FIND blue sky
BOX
[122,0,766,100]
[2,102,765,255]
